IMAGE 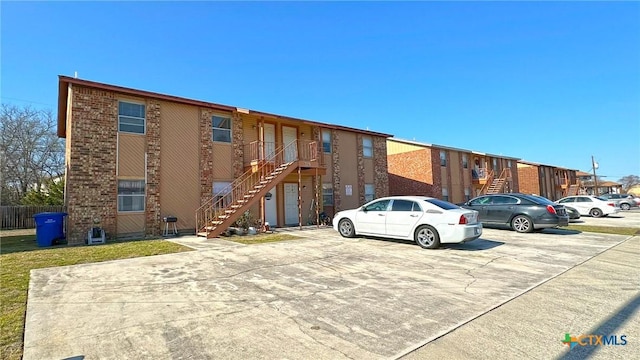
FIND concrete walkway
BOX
[401,236,640,360]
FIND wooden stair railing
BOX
[195,140,301,238]
[485,168,512,194]
[479,169,495,195]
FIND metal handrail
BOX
[196,140,302,234]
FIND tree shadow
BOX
[556,292,640,360]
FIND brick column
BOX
[66,86,118,244]
[373,137,389,198]
[145,100,161,236]
[331,130,341,212]
[199,109,214,204]
[356,134,365,204]
[232,113,244,178]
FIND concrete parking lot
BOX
[23,214,639,360]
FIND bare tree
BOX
[0,104,65,205]
[618,175,640,192]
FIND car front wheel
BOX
[621,203,631,211]
[415,225,440,249]
[511,215,533,233]
[338,219,355,238]
[589,208,603,218]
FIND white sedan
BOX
[332,196,482,249]
[556,195,620,217]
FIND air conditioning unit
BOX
[87,227,105,245]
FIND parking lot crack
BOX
[464,256,505,294]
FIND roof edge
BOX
[57,76,392,138]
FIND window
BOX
[213,182,232,206]
[442,187,449,201]
[577,197,592,203]
[464,188,471,201]
[322,130,331,153]
[424,198,458,210]
[118,180,145,212]
[363,137,373,158]
[558,197,575,204]
[364,184,375,203]
[322,183,333,205]
[391,200,416,212]
[440,150,447,166]
[363,199,390,211]
[212,115,231,143]
[469,196,491,206]
[507,160,512,168]
[462,154,468,169]
[118,101,145,134]
[493,158,498,169]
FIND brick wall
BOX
[373,136,389,198]
[387,148,434,196]
[145,100,161,236]
[199,109,214,204]
[66,86,118,244]
[517,165,540,195]
[331,130,342,211]
[356,134,365,204]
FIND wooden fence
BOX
[1,206,66,229]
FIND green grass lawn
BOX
[225,232,301,245]
[0,232,192,360]
[560,224,640,236]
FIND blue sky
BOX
[2,2,639,181]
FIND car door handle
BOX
[410,214,419,217]
[378,213,385,216]
[508,206,514,209]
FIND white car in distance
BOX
[556,195,620,218]
[332,196,482,249]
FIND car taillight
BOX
[607,203,615,207]
[459,214,468,224]
[546,205,557,214]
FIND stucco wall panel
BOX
[160,101,200,231]
[117,134,145,178]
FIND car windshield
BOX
[424,198,459,210]
[595,196,607,201]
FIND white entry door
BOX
[282,126,298,163]
[262,123,276,161]
[264,186,277,227]
[284,183,299,225]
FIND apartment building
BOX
[386,138,520,204]
[57,76,390,244]
[517,161,579,200]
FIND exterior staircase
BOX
[483,168,512,194]
[195,141,300,238]
[566,184,580,197]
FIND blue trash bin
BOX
[33,212,68,247]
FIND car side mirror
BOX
[361,206,367,212]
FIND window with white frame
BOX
[464,188,471,201]
[462,154,468,169]
[118,180,145,212]
[212,115,232,143]
[507,160,512,168]
[442,187,449,202]
[364,183,375,203]
[493,158,498,169]
[118,101,145,134]
[363,137,373,158]
[213,181,232,206]
[322,183,333,205]
[440,150,447,166]
[322,130,331,153]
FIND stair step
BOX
[197,232,208,237]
